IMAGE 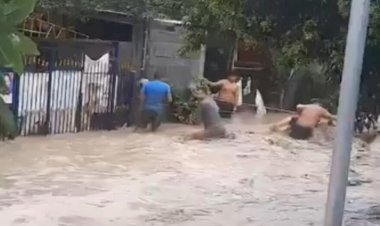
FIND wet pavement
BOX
[0,114,379,226]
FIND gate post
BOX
[44,49,56,135]
[75,53,85,132]
[110,42,120,113]
[12,69,20,134]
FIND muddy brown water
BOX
[0,113,379,226]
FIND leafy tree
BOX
[170,0,349,74]
[150,0,380,110]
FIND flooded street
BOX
[0,114,379,226]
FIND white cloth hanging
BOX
[84,53,109,73]
[255,89,267,117]
[237,80,243,106]
[243,77,251,96]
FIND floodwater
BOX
[0,113,379,226]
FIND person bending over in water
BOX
[270,104,336,140]
[208,71,240,118]
[187,88,228,140]
[139,72,172,132]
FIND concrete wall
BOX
[145,20,205,90]
[116,23,144,74]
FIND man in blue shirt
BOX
[139,72,172,131]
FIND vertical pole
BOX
[13,71,20,134]
[75,53,85,132]
[12,71,19,119]
[324,0,370,226]
[45,49,55,135]
[110,42,119,114]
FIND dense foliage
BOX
[170,78,210,125]
[163,0,380,110]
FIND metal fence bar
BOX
[41,71,48,134]
[65,67,71,133]
[45,51,54,135]
[57,64,63,133]
[75,53,84,132]
[18,69,25,135]
[62,66,68,133]
[68,66,75,133]
[13,71,20,134]
[31,71,37,134]
[35,71,41,134]
[51,62,58,134]
[27,70,34,135]
[69,65,77,133]
[110,42,119,115]
[57,66,63,134]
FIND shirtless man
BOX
[208,71,240,118]
[270,104,336,140]
[187,88,227,140]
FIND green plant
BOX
[170,78,210,125]
[0,0,39,139]
[0,0,39,74]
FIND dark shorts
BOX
[289,118,313,140]
[141,109,162,131]
[215,100,234,119]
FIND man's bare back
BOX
[271,104,336,140]
[296,104,334,128]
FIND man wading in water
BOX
[139,72,172,132]
[208,71,240,118]
[270,104,336,140]
[187,87,228,140]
